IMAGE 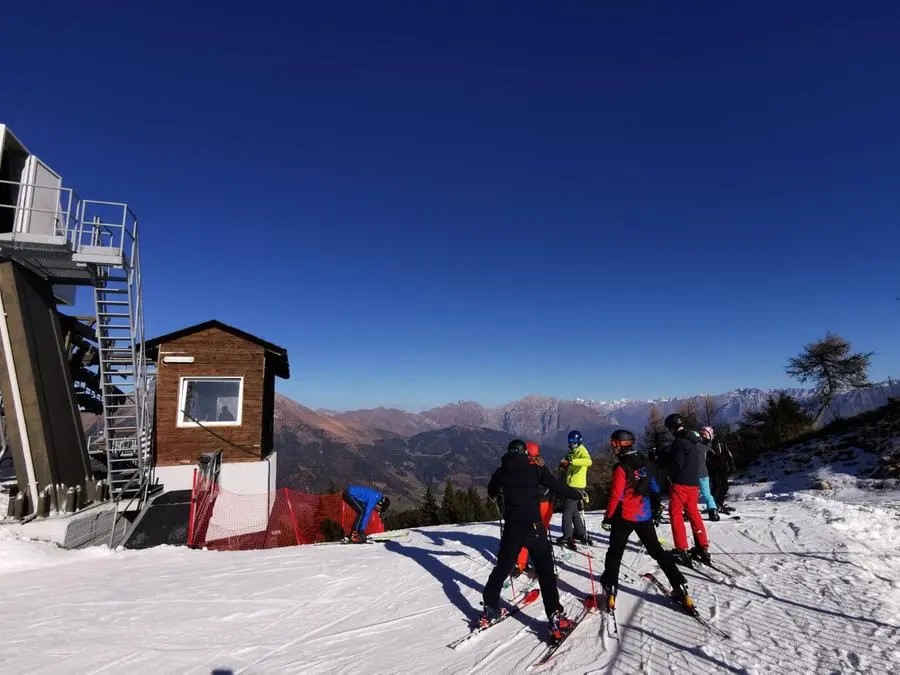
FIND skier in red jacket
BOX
[599,429,693,611]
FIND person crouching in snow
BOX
[510,441,554,579]
[343,485,390,543]
[599,430,693,611]
[481,439,587,641]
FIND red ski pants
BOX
[516,501,553,570]
[668,484,708,551]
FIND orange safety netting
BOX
[187,470,384,551]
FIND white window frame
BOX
[177,376,244,428]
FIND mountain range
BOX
[316,379,900,447]
[272,380,900,506]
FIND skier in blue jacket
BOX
[343,485,390,543]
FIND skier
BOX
[659,414,711,566]
[696,427,719,521]
[481,439,587,641]
[556,430,592,549]
[511,441,554,578]
[702,426,736,514]
[343,485,390,543]
[600,429,693,611]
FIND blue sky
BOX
[3,1,899,410]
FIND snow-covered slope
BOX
[1,497,898,673]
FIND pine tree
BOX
[676,398,701,431]
[465,486,486,522]
[420,485,440,526]
[739,392,813,450]
[701,395,719,427]
[641,404,669,455]
[786,332,873,423]
[440,481,458,524]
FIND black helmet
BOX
[507,439,527,454]
[610,429,636,445]
[377,496,390,511]
[664,413,684,432]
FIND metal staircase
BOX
[84,202,152,503]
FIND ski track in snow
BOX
[1,496,899,674]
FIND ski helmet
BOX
[525,441,541,457]
[610,429,637,455]
[567,430,584,446]
[700,426,714,441]
[664,413,684,433]
[507,439,528,454]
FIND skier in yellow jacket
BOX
[556,430,593,549]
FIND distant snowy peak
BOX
[320,380,900,443]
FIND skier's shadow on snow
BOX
[382,532,545,633]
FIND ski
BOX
[641,573,731,640]
[447,589,541,649]
[602,595,619,639]
[532,596,599,667]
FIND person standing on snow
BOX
[599,429,694,611]
[659,414,711,566]
[556,430,592,549]
[511,441,554,578]
[702,426,736,513]
[695,427,719,521]
[481,439,587,641]
[342,485,390,543]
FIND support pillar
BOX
[0,260,92,516]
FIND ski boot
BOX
[576,534,592,546]
[670,583,695,612]
[478,605,507,629]
[707,508,720,522]
[548,608,574,642]
[602,583,617,612]
[719,503,734,515]
[690,544,712,566]
[674,548,693,568]
[349,530,367,544]
[555,536,577,551]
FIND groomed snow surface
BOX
[1,490,898,674]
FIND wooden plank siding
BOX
[154,327,266,466]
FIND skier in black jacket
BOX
[659,414,711,566]
[481,439,587,642]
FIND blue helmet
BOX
[567,430,583,446]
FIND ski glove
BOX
[580,490,590,506]
[601,516,612,531]
[559,459,570,469]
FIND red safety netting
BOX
[187,469,384,551]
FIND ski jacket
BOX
[659,430,704,487]
[706,440,736,473]
[346,485,383,528]
[562,443,592,489]
[488,452,582,524]
[605,453,661,522]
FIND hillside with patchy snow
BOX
[1,489,898,673]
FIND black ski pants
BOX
[600,518,686,591]
[709,467,729,506]
[483,520,560,620]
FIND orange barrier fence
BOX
[187,471,384,551]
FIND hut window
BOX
[177,377,244,427]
